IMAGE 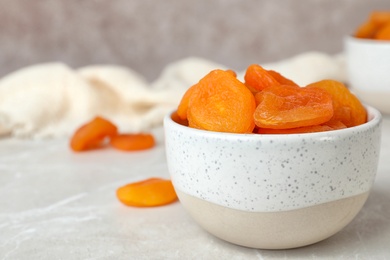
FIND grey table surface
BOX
[0,116,389,260]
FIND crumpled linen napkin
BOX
[0,52,346,139]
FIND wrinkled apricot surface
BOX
[187,69,256,133]
[253,85,333,129]
[307,80,367,127]
[110,133,155,151]
[177,70,238,121]
[116,178,178,207]
[244,64,281,92]
[70,116,118,152]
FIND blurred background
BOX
[0,0,389,81]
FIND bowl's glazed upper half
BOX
[164,106,382,212]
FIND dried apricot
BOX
[306,80,367,127]
[187,69,256,133]
[70,116,118,152]
[354,21,378,39]
[177,85,196,120]
[375,22,390,40]
[370,11,390,27]
[253,85,333,129]
[117,178,178,207]
[254,91,264,107]
[354,11,390,39]
[110,133,155,151]
[177,69,237,120]
[258,120,346,134]
[244,64,281,92]
[226,69,237,77]
[171,111,189,126]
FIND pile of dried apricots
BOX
[175,64,367,134]
[354,11,390,40]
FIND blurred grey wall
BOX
[0,0,389,81]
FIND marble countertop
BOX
[1,116,390,260]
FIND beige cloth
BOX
[0,52,345,138]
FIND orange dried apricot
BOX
[306,80,367,127]
[70,116,118,152]
[253,85,333,129]
[254,91,264,107]
[354,20,378,39]
[171,111,189,126]
[370,11,390,27]
[244,64,281,92]
[117,178,178,207]
[187,69,256,133]
[375,22,390,40]
[354,11,390,39]
[177,70,237,121]
[110,133,155,151]
[258,120,346,134]
[177,85,196,120]
[226,69,237,77]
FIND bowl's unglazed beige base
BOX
[177,190,369,249]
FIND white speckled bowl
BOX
[164,106,382,249]
[345,36,390,114]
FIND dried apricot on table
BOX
[70,116,118,152]
[116,178,178,207]
[187,69,256,133]
[306,80,367,127]
[254,85,333,129]
[110,133,155,151]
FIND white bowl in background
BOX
[345,35,390,114]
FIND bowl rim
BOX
[344,35,390,45]
[164,105,382,139]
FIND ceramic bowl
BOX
[345,36,390,114]
[164,106,382,249]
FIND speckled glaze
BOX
[164,106,382,212]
